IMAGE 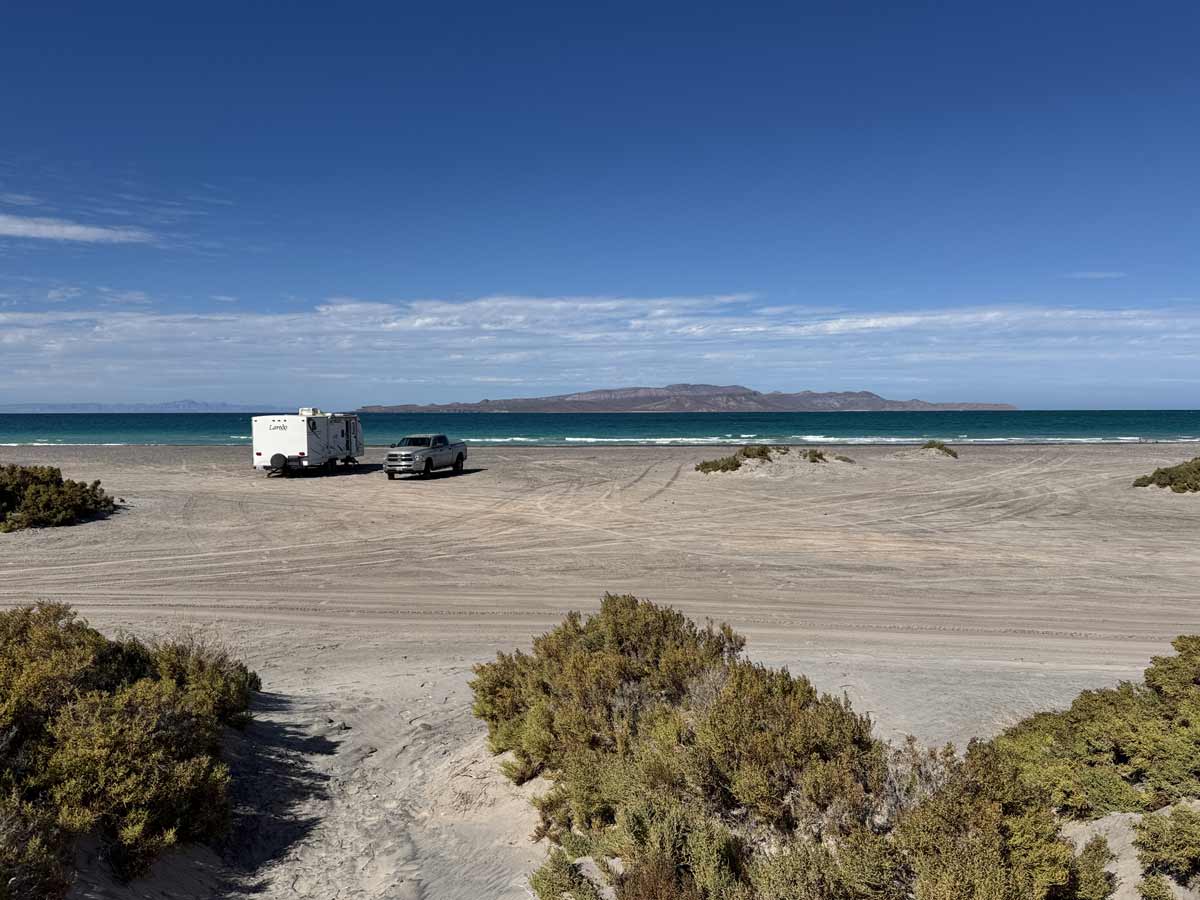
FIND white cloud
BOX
[98,288,152,305]
[0,295,1196,405]
[0,193,42,207]
[0,213,154,244]
[46,286,83,303]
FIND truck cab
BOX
[384,434,468,479]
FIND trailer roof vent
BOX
[298,407,322,416]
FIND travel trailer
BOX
[251,408,364,474]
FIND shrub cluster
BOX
[920,440,958,458]
[1133,457,1200,492]
[695,445,782,474]
[1138,874,1175,900]
[472,595,1121,900]
[0,465,117,532]
[802,449,826,463]
[1134,804,1200,886]
[0,603,260,898]
[994,635,1200,817]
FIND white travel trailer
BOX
[251,408,364,474]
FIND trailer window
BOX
[308,420,317,432]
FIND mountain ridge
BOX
[358,384,1015,413]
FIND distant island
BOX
[358,384,1015,414]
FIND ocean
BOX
[1,410,1198,447]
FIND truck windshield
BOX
[398,437,432,447]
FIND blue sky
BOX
[1,2,1198,409]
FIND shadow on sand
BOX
[386,466,488,481]
[218,692,339,893]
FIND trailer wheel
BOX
[423,459,433,477]
[453,454,464,474]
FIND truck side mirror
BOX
[389,443,396,448]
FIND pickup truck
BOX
[383,434,468,479]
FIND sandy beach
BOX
[3,442,1199,899]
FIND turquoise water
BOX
[1,411,1198,447]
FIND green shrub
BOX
[696,454,743,474]
[0,795,70,900]
[151,632,262,728]
[1137,875,1175,900]
[530,848,603,900]
[739,444,773,461]
[1134,804,1200,883]
[0,465,117,532]
[695,445,783,473]
[995,635,1200,816]
[920,440,958,458]
[475,595,1131,900]
[893,741,1078,900]
[0,603,259,895]
[1072,836,1116,900]
[1133,457,1200,492]
[802,449,827,463]
[470,593,743,782]
[45,679,232,876]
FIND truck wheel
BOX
[453,454,464,474]
[423,459,433,477]
[387,472,396,481]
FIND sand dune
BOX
[3,443,1199,898]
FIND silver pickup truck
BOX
[383,434,468,479]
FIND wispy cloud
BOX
[0,213,154,244]
[1,294,1196,405]
[1064,271,1127,280]
[0,193,42,207]
[45,286,83,303]
[98,288,152,305]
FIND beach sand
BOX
[3,443,1199,899]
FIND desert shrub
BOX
[696,454,743,474]
[1133,457,1200,492]
[686,660,884,834]
[1072,836,1116,900]
[477,595,1131,900]
[893,741,1080,900]
[1134,804,1200,883]
[739,445,773,461]
[0,795,70,900]
[151,632,262,728]
[530,848,603,900]
[695,445,783,473]
[0,465,116,532]
[995,635,1200,816]
[920,440,958,458]
[803,449,827,463]
[471,593,743,782]
[1137,875,1175,900]
[0,603,259,895]
[834,454,855,464]
[44,679,232,876]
